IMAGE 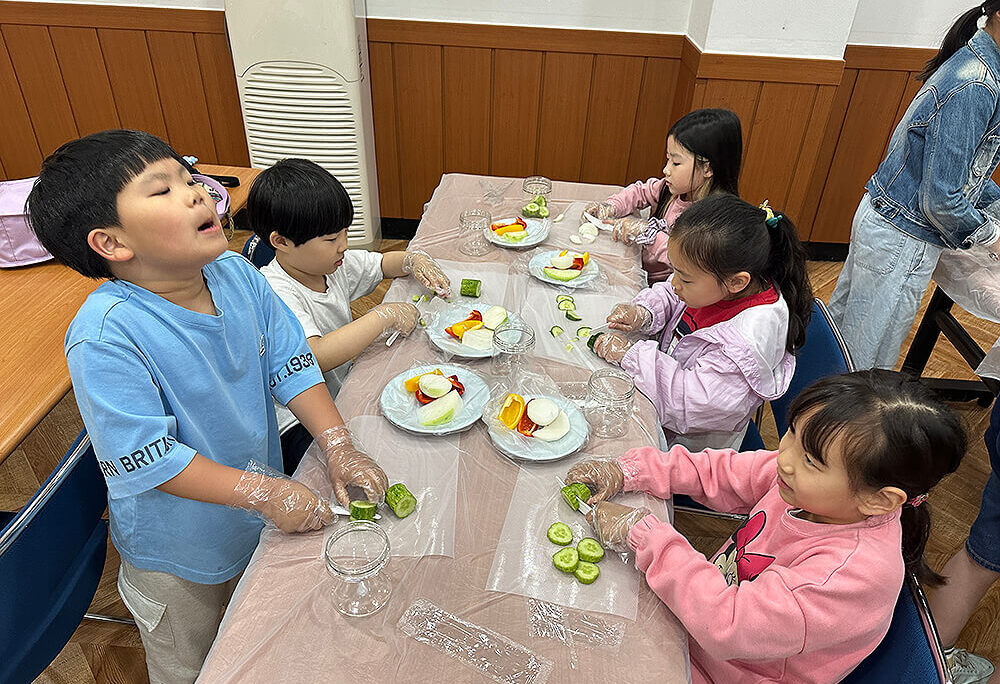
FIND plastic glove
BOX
[318,425,389,507]
[370,301,418,337]
[402,250,451,297]
[607,303,652,333]
[611,217,648,244]
[593,332,633,365]
[234,466,334,533]
[586,501,653,553]
[583,201,618,221]
[565,459,625,504]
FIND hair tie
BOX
[907,493,929,507]
[758,199,783,229]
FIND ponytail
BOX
[918,3,999,82]
[901,504,945,586]
[762,208,812,353]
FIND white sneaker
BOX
[947,647,995,684]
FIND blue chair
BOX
[674,298,855,519]
[840,571,951,683]
[242,234,275,268]
[0,431,126,684]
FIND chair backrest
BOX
[242,234,275,268]
[0,431,109,684]
[771,298,855,436]
[840,572,951,683]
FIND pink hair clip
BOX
[907,493,929,507]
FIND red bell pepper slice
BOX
[516,412,538,436]
[415,389,435,404]
[447,375,465,395]
[467,310,483,321]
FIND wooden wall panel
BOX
[0,29,43,178]
[442,46,492,175]
[535,52,593,182]
[698,79,762,160]
[393,43,443,218]
[490,49,543,178]
[193,33,250,166]
[98,29,168,139]
[784,84,837,223]
[49,27,120,135]
[367,41,401,218]
[627,57,680,183]
[580,55,644,185]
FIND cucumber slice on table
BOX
[411,294,421,302]
[556,295,575,304]
[576,326,592,338]
[565,310,583,322]
[574,561,600,584]
[553,547,580,573]
[460,279,482,297]
[349,500,377,521]
[550,325,564,337]
[557,299,577,311]
[577,538,605,563]
[385,483,417,518]
[546,521,573,546]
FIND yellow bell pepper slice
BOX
[498,393,526,429]
[450,319,484,340]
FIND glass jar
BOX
[324,521,392,617]
[522,175,552,203]
[458,208,492,257]
[491,321,536,378]
[585,368,635,438]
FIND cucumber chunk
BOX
[349,500,377,521]
[565,310,583,322]
[561,483,591,510]
[557,299,577,311]
[576,326,592,338]
[549,325,564,337]
[556,295,575,304]
[571,482,591,501]
[553,547,580,573]
[411,294,421,302]
[385,483,417,518]
[587,332,603,351]
[577,537,605,563]
[546,521,573,546]
[574,561,600,584]
[460,278,482,297]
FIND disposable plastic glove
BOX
[606,303,652,333]
[402,250,451,297]
[234,466,334,533]
[611,217,648,244]
[319,425,389,507]
[586,500,653,553]
[583,201,618,221]
[370,301,418,337]
[565,459,625,504]
[593,332,633,365]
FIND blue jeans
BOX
[968,399,1000,573]
[828,195,945,369]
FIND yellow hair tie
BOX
[758,199,782,228]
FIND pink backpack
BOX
[0,177,52,268]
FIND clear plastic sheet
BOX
[398,598,554,684]
[932,245,1000,324]
[378,361,490,436]
[527,598,625,655]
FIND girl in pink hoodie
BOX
[566,370,965,684]
[592,195,813,452]
[583,108,742,283]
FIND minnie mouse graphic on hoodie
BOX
[617,445,904,684]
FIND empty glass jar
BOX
[491,321,535,378]
[324,521,392,617]
[458,208,492,257]
[585,368,635,438]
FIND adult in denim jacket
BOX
[829,3,1000,371]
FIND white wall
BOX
[849,0,973,48]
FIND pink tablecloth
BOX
[198,174,690,683]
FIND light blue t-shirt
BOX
[66,252,323,583]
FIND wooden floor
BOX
[5,244,1000,682]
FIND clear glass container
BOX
[491,321,536,378]
[585,368,635,438]
[324,521,392,617]
[458,208,493,257]
[522,176,552,202]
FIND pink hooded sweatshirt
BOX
[620,446,904,684]
[623,279,795,452]
[606,177,691,284]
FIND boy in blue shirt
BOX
[27,130,387,683]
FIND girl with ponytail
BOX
[564,369,965,684]
[830,2,1000,370]
[591,194,812,452]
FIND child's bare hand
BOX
[586,501,653,553]
[593,332,632,364]
[607,303,651,332]
[402,250,451,298]
[371,302,418,336]
[565,459,625,504]
[584,201,617,220]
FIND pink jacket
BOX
[606,178,690,284]
[623,279,795,451]
[620,446,904,684]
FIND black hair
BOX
[246,158,354,246]
[670,194,813,352]
[787,370,965,587]
[653,108,742,220]
[918,2,1000,82]
[26,129,183,280]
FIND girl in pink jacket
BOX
[584,108,742,283]
[566,370,965,684]
[592,195,813,451]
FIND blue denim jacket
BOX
[866,29,1000,249]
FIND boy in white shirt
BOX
[247,158,451,472]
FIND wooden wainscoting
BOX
[0,1,248,181]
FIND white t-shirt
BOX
[260,250,385,432]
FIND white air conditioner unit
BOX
[224,0,381,249]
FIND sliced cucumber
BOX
[411,294,421,302]
[565,343,575,351]
[556,295,575,304]
[587,332,603,351]
[557,299,577,311]
[349,500,377,521]
[549,325,564,337]
[546,521,573,546]
[538,206,550,218]
[574,561,600,584]
[571,482,591,502]
[553,547,580,573]
[565,310,583,322]
[385,483,417,519]
[460,278,482,297]
[561,484,582,511]
[577,537,605,563]
[577,326,592,338]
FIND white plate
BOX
[484,396,589,462]
[426,303,521,358]
[528,250,600,288]
[485,216,550,249]
[380,364,489,436]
